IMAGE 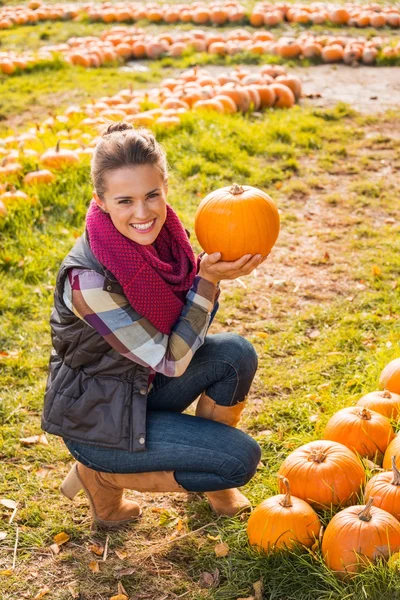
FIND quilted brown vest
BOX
[41,231,150,452]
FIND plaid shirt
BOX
[63,268,220,382]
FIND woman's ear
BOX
[93,192,108,213]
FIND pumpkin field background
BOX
[1,0,400,598]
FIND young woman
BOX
[42,122,263,529]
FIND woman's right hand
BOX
[198,252,268,286]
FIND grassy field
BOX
[1,8,400,600]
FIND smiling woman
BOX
[41,121,263,530]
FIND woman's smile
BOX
[130,218,157,233]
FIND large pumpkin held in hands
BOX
[321,498,400,578]
[194,183,280,262]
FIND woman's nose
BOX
[132,201,150,220]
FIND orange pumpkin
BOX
[322,498,400,578]
[356,389,400,420]
[40,142,80,169]
[365,456,400,520]
[323,407,395,462]
[194,183,280,262]
[269,83,295,108]
[24,169,55,185]
[383,436,400,470]
[247,476,321,552]
[278,439,365,509]
[380,358,400,394]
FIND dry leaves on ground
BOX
[53,532,70,546]
[89,544,104,556]
[32,588,50,600]
[89,561,100,574]
[1,499,18,509]
[198,568,220,589]
[214,542,229,557]
[19,434,48,446]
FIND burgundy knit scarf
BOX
[86,199,197,334]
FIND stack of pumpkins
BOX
[247,357,400,578]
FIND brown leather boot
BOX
[195,393,252,517]
[61,463,185,529]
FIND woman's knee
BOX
[214,333,258,380]
[220,433,261,488]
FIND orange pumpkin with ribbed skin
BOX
[275,75,301,100]
[247,477,321,552]
[269,83,295,108]
[40,142,80,169]
[322,498,400,578]
[321,44,344,63]
[356,390,400,420]
[24,169,55,185]
[383,436,400,470]
[194,183,279,262]
[278,440,365,510]
[365,456,400,520]
[380,359,400,394]
[323,407,395,462]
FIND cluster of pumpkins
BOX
[2,1,400,30]
[250,2,400,28]
[247,358,400,577]
[0,1,79,29]
[0,64,300,216]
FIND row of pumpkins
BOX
[247,358,400,577]
[0,64,300,214]
[2,1,400,29]
[251,2,400,28]
[2,27,400,76]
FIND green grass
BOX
[1,100,400,599]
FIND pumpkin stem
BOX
[308,449,326,463]
[359,408,372,420]
[382,389,392,399]
[359,498,374,522]
[391,456,400,485]
[56,140,60,153]
[229,183,244,195]
[278,475,293,508]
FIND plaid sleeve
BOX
[64,268,218,377]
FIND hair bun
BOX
[102,121,133,137]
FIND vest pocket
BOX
[62,376,131,445]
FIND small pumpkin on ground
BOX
[323,407,395,463]
[380,359,400,394]
[247,476,321,552]
[321,498,400,578]
[356,389,400,420]
[365,456,400,520]
[40,141,80,169]
[194,183,280,262]
[277,439,365,510]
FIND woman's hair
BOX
[91,122,168,199]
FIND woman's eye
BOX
[148,193,159,199]
[119,199,131,204]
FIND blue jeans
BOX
[64,333,261,492]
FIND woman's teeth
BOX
[131,219,155,231]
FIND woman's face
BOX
[93,164,168,245]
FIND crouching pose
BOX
[42,122,263,528]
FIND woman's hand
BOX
[198,252,269,286]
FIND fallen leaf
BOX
[109,595,128,600]
[36,468,51,479]
[1,499,17,509]
[372,265,382,277]
[0,569,13,576]
[49,544,60,555]
[256,332,268,339]
[19,434,48,446]
[117,567,135,576]
[114,550,127,560]
[89,561,100,574]
[206,534,220,541]
[253,580,263,600]
[118,582,128,597]
[236,597,254,600]
[33,588,51,600]
[198,568,220,589]
[275,181,283,190]
[67,584,79,598]
[214,542,229,557]
[53,532,70,546]
[89,544,104,556]
[0,532,7,541]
